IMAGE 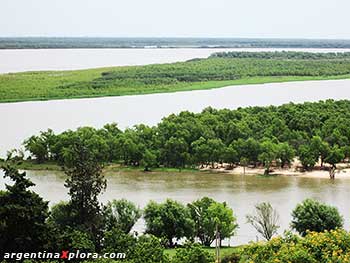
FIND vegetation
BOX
[291,199,344,236]
[2,51,350,102]
[21,100,350,179]
[1,163,349,262]
[246,202,279,241]
[2,37,350,49]
[240,229,350,263]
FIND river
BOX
[2,48,350,74]
[0,169,349,245]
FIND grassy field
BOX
[2,53,350,103]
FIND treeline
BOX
[23,100,350,177]
[60,52,350,90]
[209,51,350,59]
[2,37,350,49]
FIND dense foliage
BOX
[24,100,350,178]
[2,51,350,102]
[241,230,350,263]
[291,199,344,236]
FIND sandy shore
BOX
[201,161,350,179]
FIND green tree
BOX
[24,129,56,163]
[276,143,295,168]
[291,199,344,236]
[103,199,141,234]
[298,145,318,170]
[324,146,345,179]
[188,197,238,246]
[0,164,50,254]
[62,140,107,246]
[258,140,278,175]
[141,149,158,171]
[144,199,194,247]
[246,202,280,241]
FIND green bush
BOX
[240,229,350,263]
[171,243,214,263]
[291,199,343,236]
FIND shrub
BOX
[291,199,343,236]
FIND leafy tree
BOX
[58,228,96,252]
[172,242,213,263]
[47,201,77,230]
[291,199,344,236]
[144,199,194,247]
[0,164,50,254]
[103,199,141,234]
[62,140,107,245]
[258,140,278,175]
[246,202,280,241]
[161,137,189,169]
[23,129,56,163]
[188,197,238,246]
[276,143,295,168]
[298,145,318,170]
[141,149,158,171]
[324,146,345,179]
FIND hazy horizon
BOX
[1,0,350,39]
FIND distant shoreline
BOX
[2,37,350,49]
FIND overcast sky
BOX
[1,0,349,39]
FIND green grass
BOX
[164,246,242,259]
[2,54,350,103]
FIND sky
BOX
[1,0,349,39]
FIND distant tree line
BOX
[22,100,350,178]
[209,51,350,59]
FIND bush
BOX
[171,243,214,263]
[241,229,350,263]
[291,199,343,236]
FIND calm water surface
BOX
[2,48,350,73]
[0,170,349,245]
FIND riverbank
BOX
[4,160,350,179]
[2,51,350,103]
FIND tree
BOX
[324,146,345,179]
[144,199,194,247]
[161,137,189,169]
[246,202,280,241]
[24,129,56,163]
[141,149,158,171]
[291,199,344,236]
[276,143,295,168]
[188,197,238,246]
[62,140,107,245]
[0,164,50,254]
[103,199,141,234]
[298,145,318,171]
[258,140,278,175]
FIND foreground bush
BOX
[240,229,350,263]
[172,243,214,263]
[291,199,344,236]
